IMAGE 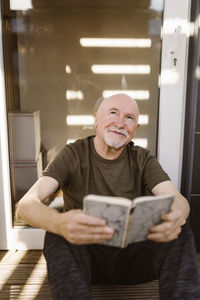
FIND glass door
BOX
[0,0,191,249]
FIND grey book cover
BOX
[126,195,173,245]
[83,194,173,248]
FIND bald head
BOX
[97,93,140,123]
[94,93,140,155]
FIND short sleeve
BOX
[42,146,72,189]
[142,152,170,192]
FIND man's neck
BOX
[93,136,125,160]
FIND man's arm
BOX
[17,176,65,234]
[147,180,190,242]
[16,176,114,244]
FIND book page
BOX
[127,196,173,244]
[84,200,131,247]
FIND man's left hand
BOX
[147,207,186,242]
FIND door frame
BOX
[158,0,192,188]
[0,0,192,249]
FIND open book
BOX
[83,194,174,248]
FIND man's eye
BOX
[110,111,117,115]
[127,116,133,120]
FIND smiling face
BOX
[94,94,140,155]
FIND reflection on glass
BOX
[80,38,152,48]
[150,0,163,12]
[66,91,84,100]
[65,65,71,74]
[9,0,33,11]
[138,115,149,125]
[133,138,148,148]
[66,115,95,126]
[103,90,150,100]
[91,65,151,74]
[66,115,149,126]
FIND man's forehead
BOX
[100,97,138,113]
[107,104,135,114]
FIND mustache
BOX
[106,127,129,138]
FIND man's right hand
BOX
[56,209,114,245]
[17,177,114,245]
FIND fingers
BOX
[67,221,114,235]
[59,209,114,245]
[161,208,186,225]
[147,208,186,242]
[148,226,182,242]
[66,224,114,245]
[69,232,114,245]
[78,212,107,227]
[150,219,181,233]
[67,209,107,226]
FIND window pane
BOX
[1,0,164,224]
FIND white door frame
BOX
[158,0,192,188]
[0,0,191,249]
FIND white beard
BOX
[104,127,129,149]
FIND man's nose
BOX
[116,116,125,128]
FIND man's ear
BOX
[132,123,140,138]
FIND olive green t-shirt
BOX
[42,136,170,211]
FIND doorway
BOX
[0,0,191,249]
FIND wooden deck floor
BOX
[0,250,50,300]
[0,250,200,300]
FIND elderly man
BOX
[17,94,200,299]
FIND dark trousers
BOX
[43,224,200,300]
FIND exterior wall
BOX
[181,0,200,251]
